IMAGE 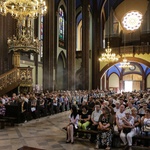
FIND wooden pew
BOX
[3,116,17,126]
[5,104,22,124]
[0,118,7,129]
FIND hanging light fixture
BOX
[0,0,47,53]
[0,0,47,20]
[119,39,131,68]
[99,0,118,63]
[119,58,131,68]
[99,42,118,62]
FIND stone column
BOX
[67,0,76,90]
[142,78,145,91]
[34,53,38,85]
[34,19,38,86]
[100,77,103,90]
[104,73,107,90]
[43,0,55,91]
[0,16,4,75]
[119,78,123,92]
[81,0,90,90]
[0,15,16,74]
[92,0,101,89]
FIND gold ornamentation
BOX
[99,42,118,62]
[0,0,47,20]
[0,67,33,92]
[0,0,47,53]
[119,58,131,68]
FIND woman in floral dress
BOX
[97,106,113,150]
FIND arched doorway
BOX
[123,74,142,92]
[56,52,67,90]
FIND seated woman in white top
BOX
[65,105,79,144]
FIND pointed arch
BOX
[99,57,150,79]
[58,51,66,68]
[57,0,67,49]
[56,51,67,90]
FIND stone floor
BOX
[0,111,149,150]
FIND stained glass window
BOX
[40,16,43,59]
[59,7,65,48]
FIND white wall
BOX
[147,74,150,88]
[109,73,119,88]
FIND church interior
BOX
[0,0,150,150]
[0,0,150,94]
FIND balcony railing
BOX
[110,45,150,55]
[0,67,33,95]
[0,68,19,91]
[76,45,150,58]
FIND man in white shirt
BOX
[90,102,102,143]
[120,109,134,146]
[113,101,120,113]
[115,105,125,132]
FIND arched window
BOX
[76,12,82,51]
[39,16,43,60]
[59,7,65,48]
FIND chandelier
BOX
[0,0,47,53]
[99,42,118,62]
[0,0,47,20]
[119,58,131,68]
[99,1,118,63]
[122,11,142,31]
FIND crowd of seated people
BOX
[63,90,150,149]
[0,91,73,123]
[1,89,150,149]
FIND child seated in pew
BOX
[78,105,91,138]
